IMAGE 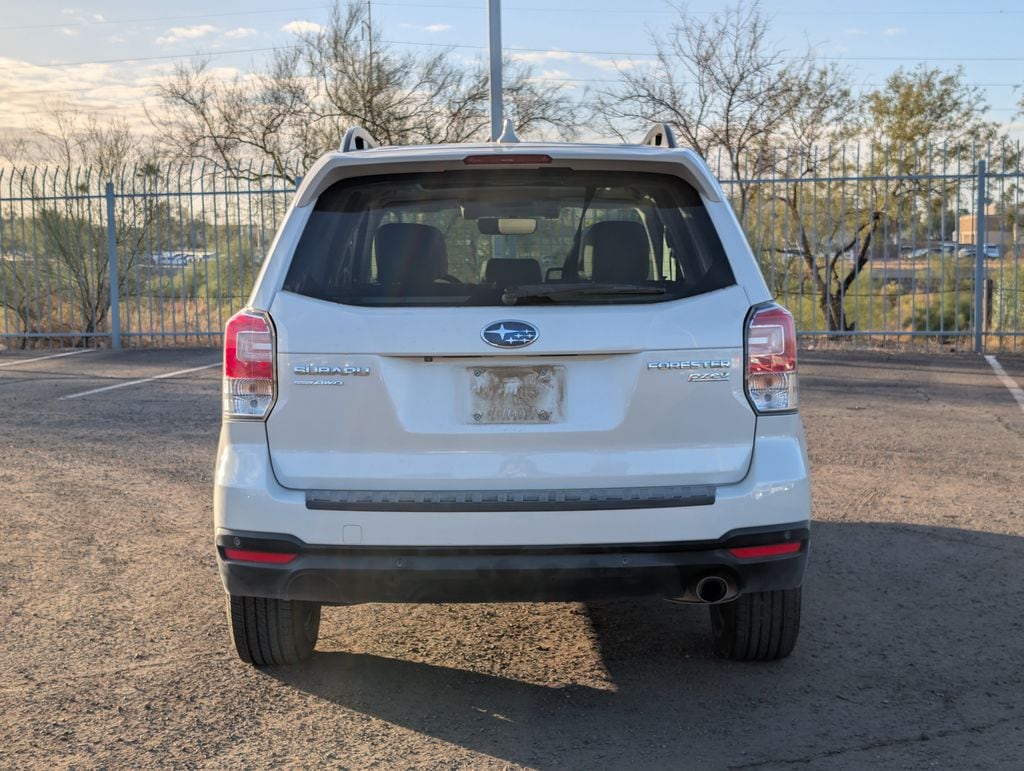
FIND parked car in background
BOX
[957,245,1001,259]
[150,251,213,266]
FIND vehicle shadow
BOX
[267,520,1024,768]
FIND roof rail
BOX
[340,127,379,153]
[641,123,677,149]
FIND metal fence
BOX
[2,145,1023,351]
[0,163,297,349]
[710,142,1024,352]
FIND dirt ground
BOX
[1,348,1022,769]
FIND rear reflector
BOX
[223,548,297,564]
[728,542,802,559]
[464,154,553,165]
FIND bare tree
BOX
[0,107,161,345]
[4,106,158,174]
[594,0,848,223]
[773,66,999,332]
[155,1,579,182]
[760,70,868,332]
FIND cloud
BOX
[60,28,80,37]
[59,8,106,24]
[881,27,905,37]
[223,27,258,39]
[579,54,644,72]
[843,27,864,36]
[0,56,258,142]
[424,23,451,33]
[0,56,157,137]
[155,24,217,46]
[510,50,575,65]
[526,69,580,89]
[510,49,645,73]
[281,20,323,35]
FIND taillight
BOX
[223,309,275,419]
[745,303,797,413]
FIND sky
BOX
[0,0,1022,144]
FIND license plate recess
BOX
[468,366,565,424]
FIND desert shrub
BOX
[907,297,972,333]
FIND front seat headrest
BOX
[584,221,650,284]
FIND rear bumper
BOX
[214,414,811,548]
[217,524,808,604]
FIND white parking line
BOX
[985,355,1024,415]
[0,349,94,368]
[59,362,220,400]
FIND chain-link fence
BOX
[2,144,1023,350]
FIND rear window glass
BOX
[283,169,735,307]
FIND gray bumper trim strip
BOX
[305,485,716,512]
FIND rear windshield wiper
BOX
[501,282,667,305]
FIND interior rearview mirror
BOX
[478,218,538,236]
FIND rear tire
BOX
[227,595,321,666]
[709,587,801,661]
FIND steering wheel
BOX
[434,274,463,284]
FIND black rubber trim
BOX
[216,521,809,604]
[216,523,809,603]
[305,484,716,512]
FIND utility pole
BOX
[367,1,373,75]
[488,0,503,141]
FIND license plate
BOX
[468,366,565,424]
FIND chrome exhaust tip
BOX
[694,575,732,604]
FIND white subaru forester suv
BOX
[215,124,810,666]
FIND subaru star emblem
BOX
[481,320,539,348]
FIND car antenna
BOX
[496,119,520,144]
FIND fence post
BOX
[105,181,121,350]
[974,160,986,354]
[982,278,993,331]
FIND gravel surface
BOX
[1,348,1022,768]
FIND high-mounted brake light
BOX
[745,303,798,413]
[223,309,275,419]
[463,154,553,165]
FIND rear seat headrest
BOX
[374,223,449,284]
[484,258,542,288]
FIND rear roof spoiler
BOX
[340,123,679,152]
[298,122,721,207]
